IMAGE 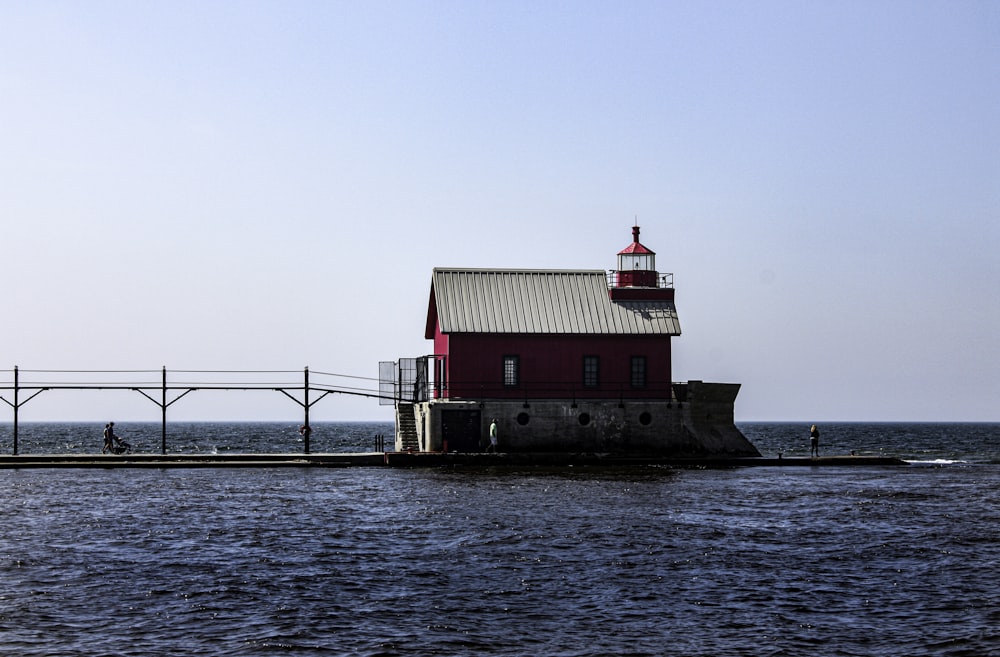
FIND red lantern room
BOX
[609,225,673,302]
[616,225,658,288]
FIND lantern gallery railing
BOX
[606,270,673,289]
[0,367,388,456]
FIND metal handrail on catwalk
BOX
[0,367,390,456]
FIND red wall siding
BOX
[439,330,672,400]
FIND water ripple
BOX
[1,430,1000,655]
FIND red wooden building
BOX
[426,225,678,401]
[387,226,757,456]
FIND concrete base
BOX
[402,381,761,458]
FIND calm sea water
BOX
[1,422,998,656]
[0,421,393,456]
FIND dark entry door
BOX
[441,410,482,452]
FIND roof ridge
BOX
[433,267,607,274]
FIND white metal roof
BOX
[430,268,681,335]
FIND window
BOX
[503,355,520,388]
[583,356,600,388]
[631,356,647,388]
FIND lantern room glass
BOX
[619,252,655,271]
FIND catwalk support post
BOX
[277,366,336,455]
[161,366,167,455]
[304,367,310,454]
[2,367,49,456]
[12,366,18,456]
[132,367,195,455]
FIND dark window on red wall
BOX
[631,356,647,388]
[583,356,600,388]
[503,355,520,388]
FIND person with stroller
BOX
[102,422,131,454]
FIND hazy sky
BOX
[1,1,997,423]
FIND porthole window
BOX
[639,412,652,426]
[578,413,591,426]
[517,412,530,426]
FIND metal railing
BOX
[0,366,390,455]
[606,270,673,289]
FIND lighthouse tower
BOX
[616,225,657,287]
[610,225,674,301]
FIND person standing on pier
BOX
[810,424,820,458]
[487,419,499,453]
[102,423,113,454]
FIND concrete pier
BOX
[0,452,907,469]
[0,453,386,469]
[382,453,907,468]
